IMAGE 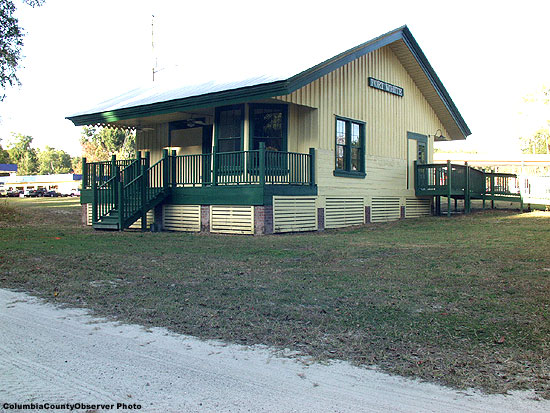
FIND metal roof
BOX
[69,75,286,118]
[67,26,471,139]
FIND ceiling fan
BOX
[185,117,207,128]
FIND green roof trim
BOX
[66,26,470,138]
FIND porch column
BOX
[243,104,250,151]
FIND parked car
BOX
[44,190,60,197]
[0,189,7,197]
[35,188,48,197]
[69,188,80,197]
[7,189,22,197]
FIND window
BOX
[334,117,365,177]
[215,105,243,152]
[249,104,287,151]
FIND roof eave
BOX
[66,80,289,126]
[401,27,471,139]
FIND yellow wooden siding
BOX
[163,204,201,232]
[272,196,318,233]
[371,197,401,222]
[210,206,254,235]
[405,198,432,218]
[286,104,319,154]
[325,197,365,228]
[315,149,408,198]
[276,44,445,201]
[137,123,169,164]
[275,45,443,160]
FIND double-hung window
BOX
[334,117,365,177]
[249,104,287,151]
[215,105,244,175]
[215,105,243,152]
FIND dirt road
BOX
[0,289,546,412]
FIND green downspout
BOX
[465,162,470,214]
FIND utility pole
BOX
[152,14,157,82]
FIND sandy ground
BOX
[0,289,547,413]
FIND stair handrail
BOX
[118,153,168,230]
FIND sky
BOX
[1,0,549,157]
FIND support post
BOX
[144,151,150,169]
[91,167,97,224]
[465,162,470,214]
[447,160,452,217]
[114,166,120,210]
[171,150,177,188]
[491,170,495,209]
[309,147,315,186]
[212,146,218,186]
[162,149,169,190]
[413,161,418,195]
[134,151,141,184]
[259,142,266,187]
[118,181,123,231]
[81,157,87,190]
[141,164,147,231]
[111,154,117,178]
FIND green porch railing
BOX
[415,161,523,216]
[169,144,314,187]
[83,156,137,190]
[83,146,314,190]
[86,146,314,230]
[170,152,213,187]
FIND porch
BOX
[81,144,316,230]
[414,161,523,216]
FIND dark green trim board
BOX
[333,170,366,178]
[406,131,428,144]
[66,26,470,140]
[84,185,317,207]
[167,184,317,206]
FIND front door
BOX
[407,132,428,190]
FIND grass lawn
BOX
[1,197,549,398]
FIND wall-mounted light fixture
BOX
[431,129,448,141]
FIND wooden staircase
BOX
[91,152,170,231]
